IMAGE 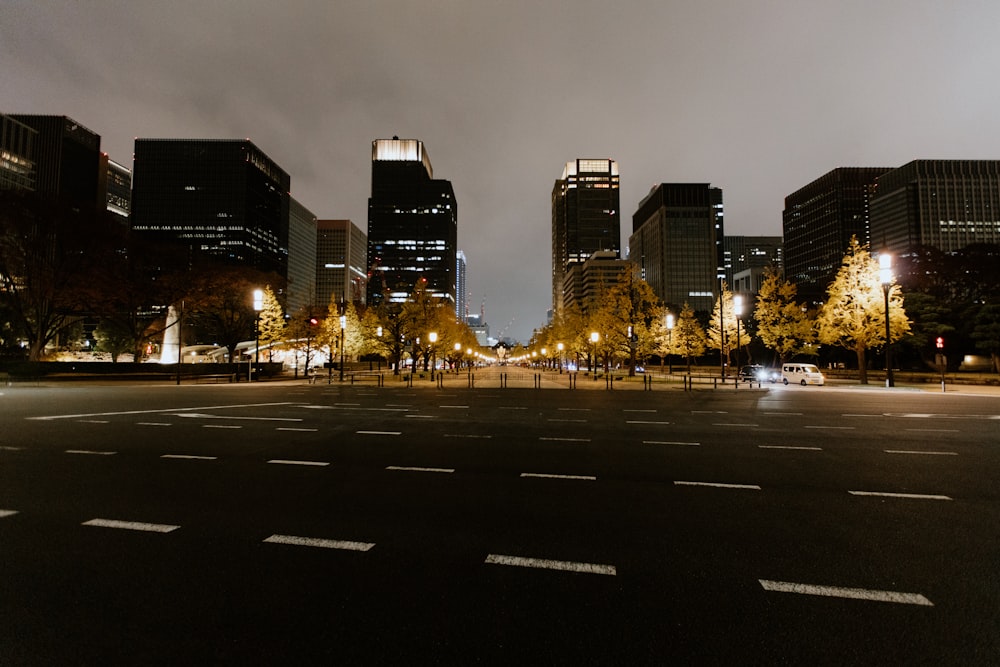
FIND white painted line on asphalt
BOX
[29,401,299,421]
[444,433,493,439]
[759,445,823,451]
[539,437,590,442]
[499,406,527,410]
[357,430,402,436]
[627,420,672,425]
[66,449,116,456]
[276,427,319,432]
[1,446,24,451]
[904,428,960,433]
[759,579,933,606]
[0,510,18,519]
[549,418,587,423]
[849,490,951,500]
[805,425,855,430]
[386,465,455,473]
[693,410,727,414]
[521,473,597,481]
[267,459,330,467]
[82,518,180,533]
[624,409,656,413]
[842,413,881,418]
[675,481,761,490]
[137,422,172,427]
[334,403,361,406]
[301,405,409,412]
[440,405,469,409]
[885,449,957,456]
[177,413,302,422]
[161,454,217,460]
[264,534,374,551]
[485,554,617,576]
[763,412,803,416]
[559,408,591,412]
[78,419,110,424]
[405,415,437,419]
[203,425,242,429]
[712,423,758,427]
[385,404,412,407]
[645,440,700,446]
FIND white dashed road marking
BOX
[0,510,18,519]
[539,437,590,442]
[386,466,455,474]
[485,554,617,576]
[849,490,951,500]
[520,473,596,481]
[66,449,115,456]
[357,430,401,436]
[263,534,374,551]
[885,449,957,456]
[82,518,180,533]
[675,481,761,490]
[759,579,933,606]
[267,459,330,467]
[161,454,217,460]
[759,445,822,451]
[645,440,700,446]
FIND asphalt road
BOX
[2,377,998,665]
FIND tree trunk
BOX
[856,345,868,385]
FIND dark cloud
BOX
[4,0,999,340]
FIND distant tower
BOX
[551,159,620,315]
[316,219,368,308]
[456,250,467,319]
[366,138,458,308]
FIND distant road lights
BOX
[880,253,894,388]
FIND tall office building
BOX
[455,250,468,319]
[10,114,102,210]
[782,167,891,302]
[366,138,458,308]
[1,113,37,191]
[131,139,291,276]
[724,235,782,293]
[316,219,367,310]
[286,198,318,315]
[551,159,620,315]
[99,154,131,225]
[870,160,1000,254]
[561,250,634,315]
[628,183,724,313]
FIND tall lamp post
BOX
[666,313,675,375]
[252,289,263,382]
[428,332,438,380]
[557,342,564,372]
[339,313,346,382]
[734,294,743,375]
[590,331,600,380]
[880,253,894,388]
[719,280,726,379]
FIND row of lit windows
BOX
[391,206,452,214]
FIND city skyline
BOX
[4,1,1000,340]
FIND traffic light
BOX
[936,336,944,349]
[307,317,318,326]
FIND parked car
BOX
[739,364,780,383]
[781,363,825,386]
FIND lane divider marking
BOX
[627,420,672,425]
[539,437,590,442]
[675,481,761,490]
[357,430,402,436]
[263,534,374,551]
[386,466,455,473]
[276,427,318,432]
[849,490,951,500]
[759,445,823,451]
[0,510,18,519]
[485,554,616,576]
[884,449,957,456]
[161,454,217,460]
[444,434,493,439]
[759,579,933,606]
[645,440,700,446]
[82,518,180,533]
[66,449,115,456]
[520,473,596,481]
[267,459,330,467]
[137,422,172,427]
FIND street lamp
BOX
[880,253,894,388]
[339,314,347,382]
[590,331,600,379]
[252,289,263,382]
[666,313,675,375]
[734,294,744,375]
[429,331,438,380]
[719,280,726,379]
[556,342,564,372]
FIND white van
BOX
[782,363,825,386]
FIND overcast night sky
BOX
[4,1,1000,341]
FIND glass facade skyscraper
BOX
[366,138,457,308]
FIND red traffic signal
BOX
[307,317,318,326]
[935,336,944,349]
